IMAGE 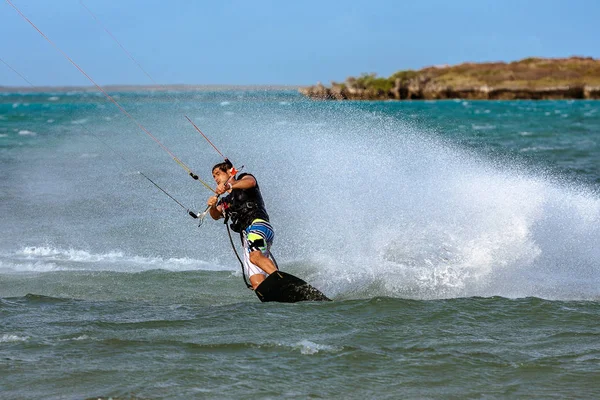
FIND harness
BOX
[220,173,269,233]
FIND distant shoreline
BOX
[300,57,600,100]
[0,84,300,93]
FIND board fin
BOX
[254,271,331,303]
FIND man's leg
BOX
[246,252,276,290]
[244,220,276,289]
[249,250,277,274]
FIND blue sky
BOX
[2,0,599,86]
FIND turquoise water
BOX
[1,91,599,399]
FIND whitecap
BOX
[47,119,54,123]
[0,259,65,273]
[79,153,99,159]
[18,130,36,136]
[6,246,226,272]
[0,134,8,138]
[472,124,495,131]
[519,145,559,152]
[220,101,231,106]
[71,119,88,125]
[58,335,92,342]
[0,334,29,343]
[48,96,59,101]
[293,340,339,355]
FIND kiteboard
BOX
[254,271,331,303]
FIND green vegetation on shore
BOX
[300,57,600,100]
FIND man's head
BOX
[212,159,234,185]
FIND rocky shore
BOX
[300,57,600,100]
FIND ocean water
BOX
[1,91,599,399]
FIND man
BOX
[207,160,277,289]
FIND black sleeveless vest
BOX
[219,173,269,233]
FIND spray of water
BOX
[210,103,600,301]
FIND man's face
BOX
[212,168,230,185]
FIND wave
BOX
[0,246,230,273]
[0,330,341,355]
[0,334,29,343]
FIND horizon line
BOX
[0,83,304,93]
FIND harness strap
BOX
[224,216,252,289]
[269,250,280,271]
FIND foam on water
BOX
[292,340,340,355]
[0,246,229,273]
[0,334,30,343]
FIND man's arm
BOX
[207,196,223,220]
[229,174,256,190]
[214,174,255,194]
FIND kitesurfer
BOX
[207,160,277,289]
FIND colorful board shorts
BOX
[242,219,275,278]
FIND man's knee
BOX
[249,273,265,289]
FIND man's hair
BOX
[212,159,233,173]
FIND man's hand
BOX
[207,195,219,208]
[215,182,231,195]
